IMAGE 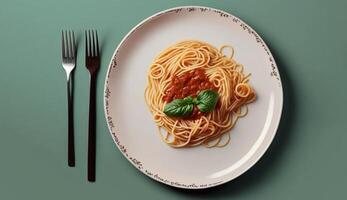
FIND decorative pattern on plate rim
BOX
[107,7,281,86]
[104,6,282,189]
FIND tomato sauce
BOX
[163,69,219,119]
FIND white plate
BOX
[104,6,283,189]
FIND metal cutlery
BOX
[85,30,100,182]
[61,30,76,167]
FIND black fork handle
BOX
[88,74,97,182]
[67,78,75,167]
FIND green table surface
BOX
[1,0,346,199]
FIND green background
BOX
[1,0,346,199]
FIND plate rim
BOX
[103,5,283,189]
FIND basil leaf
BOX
[164,96,194,117]
[196,90,219,113]
[192,98,200,105]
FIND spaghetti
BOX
[145,40,256,148]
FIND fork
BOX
[85,30,100,182]
[61,30,76,167]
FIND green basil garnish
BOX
[163,90,219,117]
[164,96,194,117]
[195,90,219,113]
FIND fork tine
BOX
[70,30,73,58]
[92,30,96,57]
[95,30,99,56]
[66,30,72,58]
[69,30,74,58]
[72,31,76,57]
[65,31,71,58]
[88,30,92,57]
[65,30,69,58]
[62,31,65,58]
[85,30,88,57]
